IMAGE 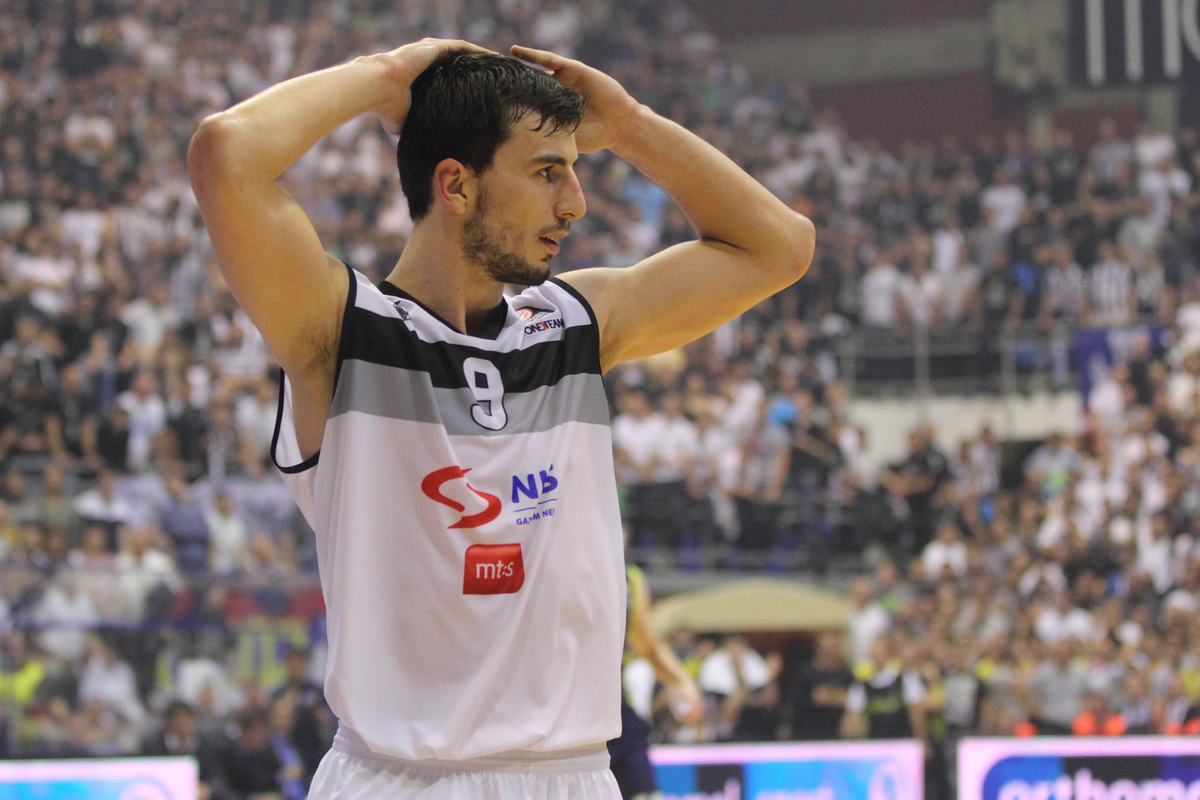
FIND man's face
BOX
[464,114,585,286]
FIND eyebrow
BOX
[531,154,578,168]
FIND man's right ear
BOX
[432,159,474,216]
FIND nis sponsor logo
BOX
[420,464,560,594]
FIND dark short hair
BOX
[398,51,584,220]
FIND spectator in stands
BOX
[848,576,891,665]
[141,700,229,800]
[843,636,927,741]
[613,390,661,552]
[271,643,331,786]
[115,525,181,622]
[73,470,133,551]
[204,488,250,576]
[31,568,97,665]
[697,636,779,742]
[267,694,307,800]
[1026,640,1087,735]
[921,521,969,581]
[66,525,125,619]
[777,631,852,741]
[159,472,210,575]
[642,392,699,551]
[881,426,950,559]
[77,633,145,747]
[222,708,283,799]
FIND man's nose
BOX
[557,169,586,221]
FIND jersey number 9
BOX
[463,358,508,431]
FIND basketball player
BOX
[610,562,704,799]
[189,39,813,799]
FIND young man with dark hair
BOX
[189,38,813,799]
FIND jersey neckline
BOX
[377,280,510,341]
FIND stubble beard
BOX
[462,188,552,287]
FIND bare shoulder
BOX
[555,268,624,370]
[555,267,615,307]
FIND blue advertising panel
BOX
[0,757,197,800]
[650,741,924,800]
[959,737,1200,800]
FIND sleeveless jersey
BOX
[271,267,626,761]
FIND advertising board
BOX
[0,756,197,799]
[650,740,924,800]
[959,736,1200,800]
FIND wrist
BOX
[608,103,656,159]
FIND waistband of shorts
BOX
[332,724,611,774]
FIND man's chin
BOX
[493,260,552,287]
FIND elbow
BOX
[768,211,816,286]
[187,113,245,197]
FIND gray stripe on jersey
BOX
[329,359,610,435]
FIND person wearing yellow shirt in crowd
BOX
[610,564,703,800]
[0,633,45,747]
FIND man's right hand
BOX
[373,39,492,136]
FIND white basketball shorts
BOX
[309,726,622,800]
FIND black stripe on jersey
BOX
[548,277,598,328]
[378,280,509,340]
[340,304,602,393]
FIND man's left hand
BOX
[510,45,641,154]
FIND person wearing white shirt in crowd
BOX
[116,371,167,473]
[643,391,700,548]
[691,399,742,542]
[1034,591,1096,644]
[67,525,126,620]
[1134,121,1176,172]
[1088,364,1129,432]
[898,238,944,331]
[203,489,250,575]
[932,213,966,276]
[981,167,1026,235]
[1136,514,1175,595]
[1166,349,1200,417]
[848,576,891,665]
[79,634,146,731]
[73,471,135,540]
[860,248,902,330]
[115,526,182,622]
[720,362,766,444]
[697,636,772,697]
[118,282,180,363]
[921,521,969,581]
[613,390,664,547]
[233,377,279,459]
[1089,118,1133,182]
[32,570,100,664]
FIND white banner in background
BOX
[0,756,198,800]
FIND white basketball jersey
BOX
[272,268,626,761]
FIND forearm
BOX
[648,638,694,690]
[611,107,813,273]
[191,54,396,182]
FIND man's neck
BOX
[385,222,506,335]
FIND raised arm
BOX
[188,39,484,457]
[511,47,815,371]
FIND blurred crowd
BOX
[4,0,1200,795]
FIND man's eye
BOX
[540,168,553,179]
